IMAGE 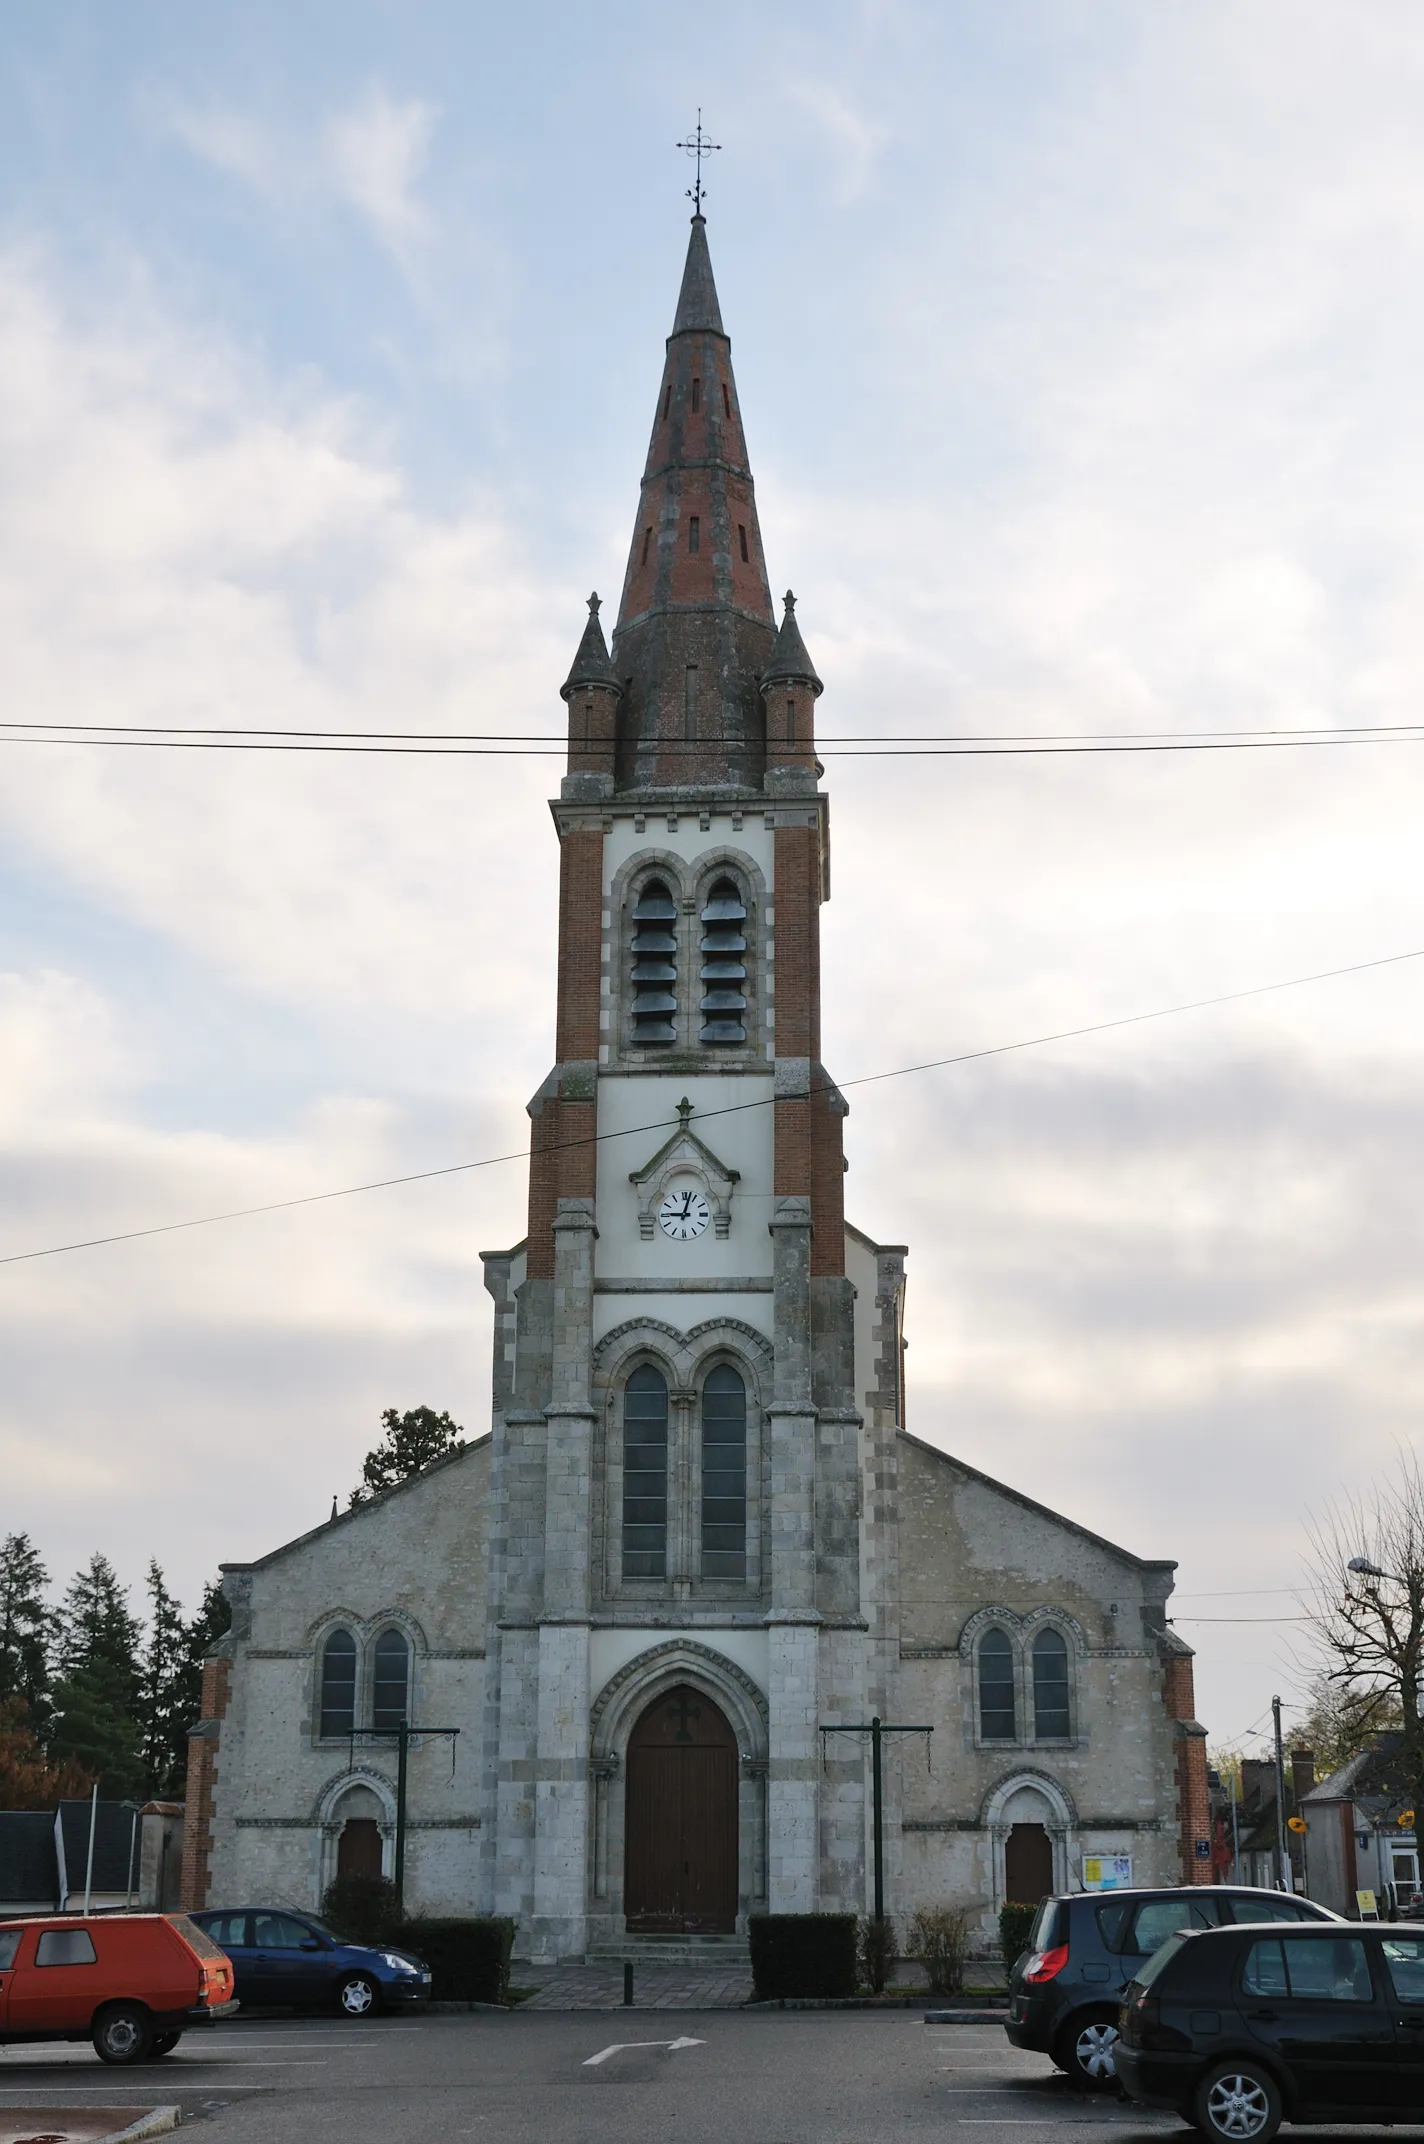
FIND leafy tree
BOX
[1303,1449,1424,1821]
[0,1532,51,1730]
[349,1406,465,1506]
[0,1696,95,1809]
[137,1561,190,1796]
[1293,1668,1404,1774]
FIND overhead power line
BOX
[3,717,1424,759]
[2,941,1421,1270]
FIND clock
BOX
[658,1186,711,1241]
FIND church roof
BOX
[224,1430,492,1575]
[609,214,778,793]
[560,593,620,700]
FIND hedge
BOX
[396,1917,516,2004]
[999,1901,1037,1970]
[748,1913,858,2000]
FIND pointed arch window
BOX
[700,877,747,1045]
[622,1365,670,1578]
[1032,1627,1071,1740]
[978,1628,1016,1741]
[701,1365,746,1579]
[319,1629,357,1738]
[372,1628,410,1733]
[631,880,678,1045]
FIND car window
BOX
[252,1913,311,1950]
[1282,1937,1374,2003]
[1383,1936,1424,2004]
[35,1928,97,1967]
[1094,1898,1135,1953]
[201,1912,250,1949]
[0,1930,21,1969]
[1135,1931,1194,1990]
[1243,1940,1289,1997]
[168,1914,230,1962]
[1230,1896,1311,1923]
[1129,1897,1216,1955]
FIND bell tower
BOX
[479,212,870,1960]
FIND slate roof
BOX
[0,1811,58,1908]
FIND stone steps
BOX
[587,1935,751,1968]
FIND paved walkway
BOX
[521,1960,754,2008]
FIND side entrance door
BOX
[1004,1823,1054,1905]
[625,1684,738,1934]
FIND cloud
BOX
[787,80,887,203]
[151,86,437,260]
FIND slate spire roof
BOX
[560,592,621,700]
[610,215,778,792]
[760,590,823,696]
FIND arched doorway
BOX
[1004,1822,1053,1904]
[625,1684,738,1932]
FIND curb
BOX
[923,2008,1010,2024]
[424,2000,514,2014]
[743,1995,930,2011]
[97,2110,182,2143]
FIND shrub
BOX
[749,1913,858,2000]
[320,1874,402,1946]
[907,1905,972,1995]
[858,1913,897,1994]
[999,1901,1037,1970]
[396,1916,516,2004]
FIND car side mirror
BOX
[300,1939,322,1951]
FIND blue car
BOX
[191,1907,431,2017]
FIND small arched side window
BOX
[319,1629,357,1738]
[372,1628,410,1733]
[700,877,747,1044]
[622,1365,670,1578]
[701,1365,747,1579]
[1032,1628,1071,1740]
[631,880,678,1046]
[978,1628,1016,1741]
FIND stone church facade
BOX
[182,217,1211,1957]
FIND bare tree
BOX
[1303,1448,1424,1815]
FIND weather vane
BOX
[676,109,721,216]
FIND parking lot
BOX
[0,2009,1212,2143]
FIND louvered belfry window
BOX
[700,877,747,1044]
[622,1365,670,1578]
[631,879,678,1045]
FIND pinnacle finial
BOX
[677,1095,694,1126]
[784,589,797,613]
[588,591,601,615]
[676,110,721,217]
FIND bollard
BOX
[623,1961,634,2007]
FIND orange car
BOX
[0,1912,236,2063]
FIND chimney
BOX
[1291,1748,1316,1803]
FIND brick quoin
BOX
[1164,1649,1212,1884]
[179,1653,230,1910]
[772,824,820,1061]
[809,1086,846,1277]
[555,830,604,1062]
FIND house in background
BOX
[1301,1737,1420,1918]
[0,1800,185,1915]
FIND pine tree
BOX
[349,1406,465,1506]
[0,1532,51,1731]
[171,1578,233,1776]
[49,1553,144,1798]
[137,1561,189,1796]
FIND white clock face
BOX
[658,1186,711,1241]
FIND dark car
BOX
[1116,1917,1424,2140]
[190,1908,431,2017]
[1005,1886,1340,2087]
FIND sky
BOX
[4,0,1424,1767]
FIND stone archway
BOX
[624,1684,739,1933]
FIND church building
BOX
[182,215,1211,1959]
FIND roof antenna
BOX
[676,109,721,217]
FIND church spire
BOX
[610,215,777,793]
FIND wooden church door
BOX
[1004,1822,1054,1904]
[624,1685,739,1932]
[337,1818,383,1882]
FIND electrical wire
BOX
[3,939,1422,1269]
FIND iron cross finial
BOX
[676,109,721,216]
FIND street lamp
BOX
[1349,1557,1389,1579]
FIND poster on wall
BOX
[1082,1855,1133,1891]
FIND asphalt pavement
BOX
[3,2011,1423,2143]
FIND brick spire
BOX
[611,215,776,793]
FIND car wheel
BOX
[1056,2011,1120,2089]
[150,2031,183,2057]
[93,2003,154,2066]
[1193,2061,1282,2143]
[336,1971,379,2017]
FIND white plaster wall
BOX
[601,814,775,892]
[594,1071,776,1278]
[589,1625,769,1704]
[591,1290,773,1348]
